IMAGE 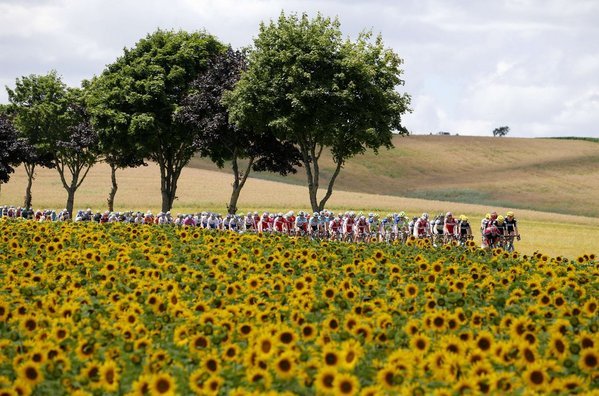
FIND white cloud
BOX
[0,0,598,137]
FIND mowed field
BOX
[1,159,598,259]
[190,135,599,218]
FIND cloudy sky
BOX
[1,0,598,137]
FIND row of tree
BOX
[0,12,411,215]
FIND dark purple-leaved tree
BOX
[178,48,301,214]
[0,114,25,195]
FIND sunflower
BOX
[315,367,337,395]
[301,324,317,341]
[253,333,277,358]
[277,326,297,346]
[405,283,419,298]
[409,334,430,355]
[577,331,596,349]
[339,340,363,370]
[150,373,176,396]
[548,333,568,359]
[99,360,120,392]
[201,352,221,374]
[322,345,341,368]
[273,351,296,380]
[578,348,598,373]
[203,375,223,395]
[324,317,341,332]
[11,378,31,396]
[334,372,360,395]
[583,297,598,317]
[245,367,272,390]
[130,373,152,396]
[552,375,586,394]
[452,377,477,394]
[474,330,493,353]
[222,343,241,362]
[17,361,43,387]
[0,302,9,322]
[522,362,550,391]
[376,366,402,390]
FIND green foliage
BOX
[225,12,411,211]
[87,29,225,212]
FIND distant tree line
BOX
[0,12,411,214]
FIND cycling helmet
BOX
[485,213,491,220]
[506,211,514,217]
[399,211,406,217]
[446,212,452,217]
[461,215,468,222]
[490,211,498,220]
[422,213,429,219]
[497,215,504,224]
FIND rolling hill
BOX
[188,135,599,218]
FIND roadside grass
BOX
[1,161,597,259]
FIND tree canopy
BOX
[225,12,411,211]
[6,71,62,208]
[178,47,301,214]
[87,29,225,212]
[0,114,24,185]
[493,126,510,137]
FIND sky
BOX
[1,0,598,138]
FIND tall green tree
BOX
[87,29,225,212]
[225,13,411,211]
[178,47,301,214]
[6,72,62,208]
[52,87,100,216]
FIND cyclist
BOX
[432,213,445,245]
[354,215,369,242]
[329,214,343,240]
[308,212,320,236]
[369,213,380,241]
[457,215,472,245]
[343,212,356,241]
[495,215,508,247]
[295,211,308,235]
[444,212,458,242]
[395,212,409,242]
[505,211,519,237]
[482,218,501,249]
[413,213,430,239]
[381,214,395,242]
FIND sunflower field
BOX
[0,220,597,395]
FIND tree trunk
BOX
[316,160,343,212]
[227,156,254,215]
[23,162,35,209]
[66,185,76,218]
[107,163,118,212]
[159,164,182,213]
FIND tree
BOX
[0,114,24,196]
[87,29,225,212]
[178,47,301,214]
[6,72,61,208]
[84,79,147,212]
[225,13,411,212]
[493,126,510,137]
[51,87,100,216]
